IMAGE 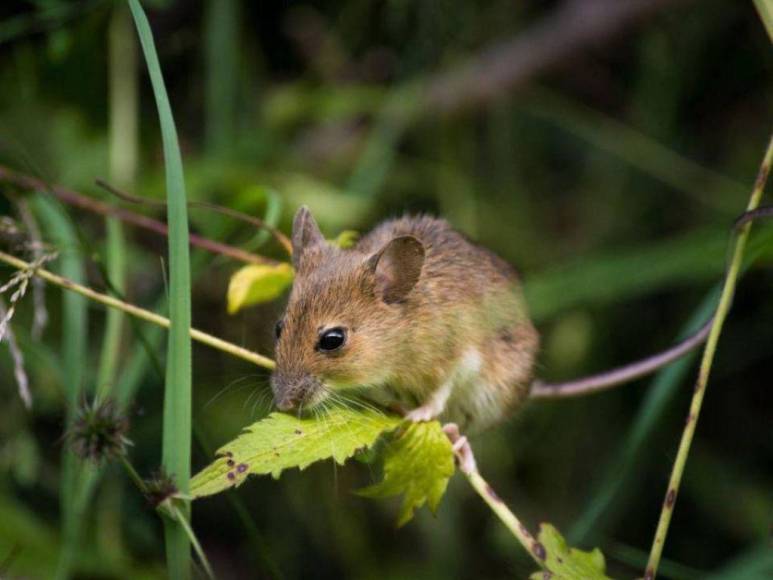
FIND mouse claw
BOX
[442,422,477,474]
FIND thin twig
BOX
[644,134,773,580]
[0,249,275,370]
[95,178,293,256]
[444,426,545,569]
[0,165,277,266]
[465,469,545,568]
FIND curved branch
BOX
[0,165,277,266]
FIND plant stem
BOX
[172,504,216,580]
[0,249,275,370]
[465,469,545,568]
[119,456,148,494]
[644,134,773,580]
[118,456,215,579]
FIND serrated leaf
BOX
[330,230,360,249]
[227,262,294,314]
[529,524,612,580]
[358,421,455,526]
[191,408,401,498]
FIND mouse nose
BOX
[271,372,303,411]
[275,392,299,411]
[271,372,321,412]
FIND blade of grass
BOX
[568,288,720,543]
[753,0,773,42]
[97,2,135,401]
[31,194,88,580]
[72,6,139,571]
[525,226,731,322]
[704,542,773,580]
[645,135,773,579]
[204,0,239,154]
[128,1,193,577]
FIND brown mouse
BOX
[271,206,711,433]
[272,206,538,433]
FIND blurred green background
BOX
[0,0,771,578]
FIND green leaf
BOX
[227,262,294,314]
[330,230,360,249]
[191,408,401,498]
[358,421,455,526]
[529,524,612,580]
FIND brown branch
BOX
[0,165,277,266]
[424,0,693,113]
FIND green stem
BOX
[463,467,544,568]
[0,250,275,369]
[172,505,216,580]
[119,456,147,494]
[644,134,773,579]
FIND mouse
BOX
[271,206,711,434]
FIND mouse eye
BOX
[317,327,346,352]
[274,320,284,340]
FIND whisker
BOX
[204,374,259,409]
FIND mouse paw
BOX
[405,405,438,422]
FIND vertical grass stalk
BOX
[128,1,194,577]
[644,134,773,579]
[33,195,88,580]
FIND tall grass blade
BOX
[32,195,88,580]
[128,1,193,577]
[204,0,239,154]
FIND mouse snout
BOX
[271,372,322,412]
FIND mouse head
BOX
[271,206,425,412]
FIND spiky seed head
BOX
[67,398,130,463]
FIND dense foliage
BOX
[0,1,771,578]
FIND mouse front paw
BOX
[405,404,439,422]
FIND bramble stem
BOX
[465,469,545,568]
[0,249,275,370]
[644,134,773,580]
[443,426,545,569]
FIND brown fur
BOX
[272,208,539,432]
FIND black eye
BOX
[275,320,284,340]
[317,327,346,352]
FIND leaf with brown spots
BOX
[528,524,612,580]
[357,421,455,526]
[190,408,401,498]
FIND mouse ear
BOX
[291,206,324,267]
[366,235,425,303]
